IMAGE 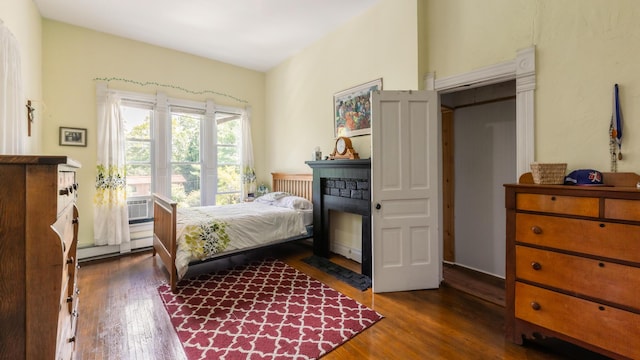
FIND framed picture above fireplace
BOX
[333,78,382,137]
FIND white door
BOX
[371,90,440,293]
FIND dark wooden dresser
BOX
[0,155,81,360]
[505,172,640,360]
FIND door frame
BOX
[441,106,455,263]
[425,46,536,277]
[426,46,535,177]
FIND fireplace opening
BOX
[329,210,363,273]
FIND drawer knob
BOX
[531,262,542,271]
[66,296,73,303]
[72,218,79,224]
[66,257,75,264]
[531,302,541,311]
[531,226,542,235]
[59,188,69,196]
[68,336,76,343]
[550,196,556,201]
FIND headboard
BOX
[271,172,313,202]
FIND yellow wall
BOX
[425,0,640,172]
[264,0,420,175]
[264,0,421,255]
[417,0,428,88]
[0,0,43,153]
[42,20,265,247]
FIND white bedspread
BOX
[174,202,307,279]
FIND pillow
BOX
[271,196,313,210]
[254,191,290,202]
[254,192,313,210]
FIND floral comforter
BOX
[174,202,307,279]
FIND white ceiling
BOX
[34,0,380,72]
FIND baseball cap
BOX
[564,169,604,186]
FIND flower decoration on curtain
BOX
[241,108,256,199]
[0,21,26,154]
[93,84,130,246]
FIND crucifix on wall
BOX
[26,100,34,136]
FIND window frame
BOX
[120,95,156,223]
[115,90,244,223]
[212,111,243,205]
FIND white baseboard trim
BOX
[78,236,153,261]
[330,243,362,263]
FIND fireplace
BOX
[306,159,371,277]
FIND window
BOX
[119,91,244,222]
[215,112,242,205]
[170,108,203,207]
[122,102,154,222]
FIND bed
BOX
[152,172,313,293]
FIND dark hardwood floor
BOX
[442,263,506,307]
[76,242,611,359]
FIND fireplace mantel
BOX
[305,159,371,277]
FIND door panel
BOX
[372,90,440,293]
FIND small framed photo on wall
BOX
[59,127,87,147]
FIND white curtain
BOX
[241,107,256,200]
[94,84,130,246]
[0,20,26,154]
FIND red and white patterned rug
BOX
[158,258,383,360]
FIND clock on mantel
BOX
[329,136,359,160]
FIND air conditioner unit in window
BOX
[128,199,150,220]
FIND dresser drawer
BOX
[515,282,640,360]
[57,170,77,216]
[516,246,640,309]
[516,193,599,217]
[65,263,79,314]
[57,276,78,360]
[56,308,77,360]
[51,206,76,259]
[60,261,78,313]
[515,213,640,263]
[605,198,640,222]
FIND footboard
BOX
[152,193,178,292]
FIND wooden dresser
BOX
[505,172,640,360]
[0,155,81,360]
